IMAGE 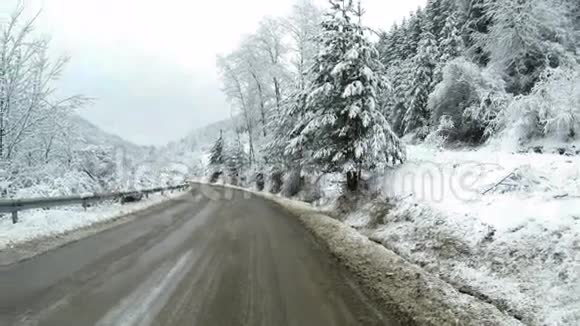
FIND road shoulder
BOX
[0,192,189,267]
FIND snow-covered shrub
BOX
[269,171,283,194]
[282,169,303,197]
[500,65,580,144]
[255,173,265,191]
[424,115,455,149]
[4,161,102,198]
[429,58,510,144]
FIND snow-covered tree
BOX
[403,31,439,136]
[0,8,88,163]
[458,0,492,66]
[224,137,248,184]
[573,1,580,47]
[384,60,412,136]
[266,90,308,170]
[235,36,271,137]
[287,0,405,191]
[255,18,290,114]
[260,1,322,173]
[217,54,257,165]
[403,10,425,59]
[424,0,453,40]
[0,6,94,197]
[479,0,575,94]
[429,57,510,143]
[283,0,322,91]
[438,13,463,64]
[393,20,413,61]
[501,65,580,142]
[208,130,225,168]
[432,12,464,86]
[264,0,322,173]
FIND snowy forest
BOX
[208,0,580,193]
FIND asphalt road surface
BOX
[0,186,399,326]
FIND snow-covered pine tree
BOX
[385,59,413,136]
[287,0,405,191]
[209,130,225,168]
[224,137,247,185]
[264,89,310,195]
[394,19,413,61]
[461,0,493,66]
[439,13,463,64]
[574,0,580,47]
[403,10,425,59]
[433,12,464,85]
[266,2,321,180]
[424,0,451,41]
[403,31,439,136]
[377,25,400,66]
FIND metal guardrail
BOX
[0,184,190,224]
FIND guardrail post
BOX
[11,211,18,224]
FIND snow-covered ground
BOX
[0,192,186,251]
[341,144,580,325]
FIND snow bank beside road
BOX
[0,192,187,252]
[261,193,522,326]
[344,145,580,325]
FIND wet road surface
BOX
[0,186,398,325]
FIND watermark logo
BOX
[380,160,503,203]
[3,144,504,203]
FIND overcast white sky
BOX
[0,0,425,146]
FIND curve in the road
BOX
[0,187,399,326]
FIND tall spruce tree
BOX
[385,60,413,136]
[224,138,247,182]
[404,10,425,59]
[424,0,451,40]
[378,24,400,65]
[403,31,439,135]
[439,13,463,63]
[209,130,225,168]
[433,12,464,85]
[287,0,405,191]
[395,19,413,61]
[462,0,493,66]
[574,2,580,48]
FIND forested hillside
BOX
[208,0,580,191]
[0,8,184,198]
[381,0,580,145]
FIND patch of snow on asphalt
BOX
[0,192,186,251]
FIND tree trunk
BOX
[250,71,268,137]
[273,77,282,112]
[346,170,359,192]
[0,99,4,160]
